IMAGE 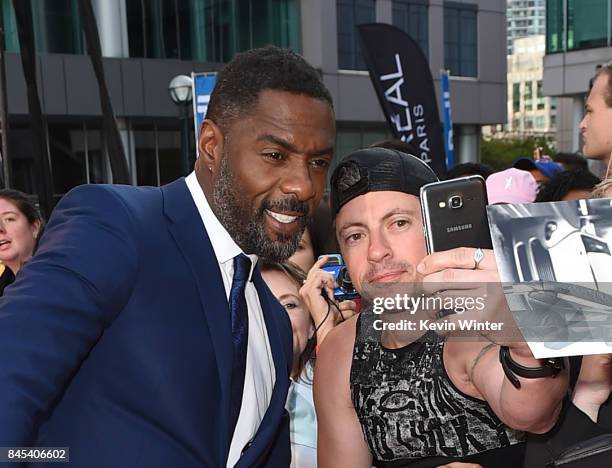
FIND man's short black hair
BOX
[446,162,494,180]
[207,46,333,131]
[535,169,600,202]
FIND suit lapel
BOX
[236,268,291,467]
[162,178,292,466]
[161,178,233,456]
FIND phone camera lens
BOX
[449,196,463,209]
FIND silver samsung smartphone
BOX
[420,175,493,254]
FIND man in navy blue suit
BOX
[0,46,336,467]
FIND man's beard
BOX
[211,154,309,262]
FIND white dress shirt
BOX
[185,172,276,467]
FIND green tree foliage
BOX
[481,136,555,170]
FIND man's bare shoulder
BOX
[314,314,373,467]
[314,316,357,413]
[320,314,359,357]
[315,314,359,386]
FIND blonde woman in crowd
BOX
[261,259,357,468]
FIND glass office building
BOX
[0,0,300,196]
[543,0,612,154]
[0,0,505,198]
[546,0,610,53]
[126,0,300,62]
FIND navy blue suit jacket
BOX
[0,179,293,467]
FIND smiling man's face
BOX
[199,89,335,262]
[335,190,427,298]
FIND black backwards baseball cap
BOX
[330,147,439,216]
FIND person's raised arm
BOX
[419,247,568,433]
[470,341,568,433]
[300,255,358,345]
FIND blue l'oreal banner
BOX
[192,72,217,156]
[440,69,455,169]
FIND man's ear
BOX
[198,119,224,172]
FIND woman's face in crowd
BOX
[0,198,40,268]
[289,228,315,271]
[262,269,313,370]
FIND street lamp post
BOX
[169,75,193,177]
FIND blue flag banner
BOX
[192,72,217,157]
[440,69,455,169]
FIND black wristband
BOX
[499,346,565,389]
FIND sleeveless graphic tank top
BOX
[350,311,525,467]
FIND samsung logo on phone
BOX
[446,223,473,233]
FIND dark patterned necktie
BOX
[228,253,251,441]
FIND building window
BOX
[337,0,375,70]
[157,129,183,185]
[0,0,19,53]
[444,1,477,77]
[83,129,106,184]
[524,81,533,111]
[392,0,429,57]
[7,124,36,194]
[512,82,521,113]
[31,0,83,54]
[525,116,534,129]
[567,0,608,50]
[335,124,391,171]
[48,121,107,198]
[536,80,545,109]
[126,0,301,61]
[535,115,545,128]
[546,0,610,53]
[133,124,182,186]
[133,129,157,186]
[546,0,564,52]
